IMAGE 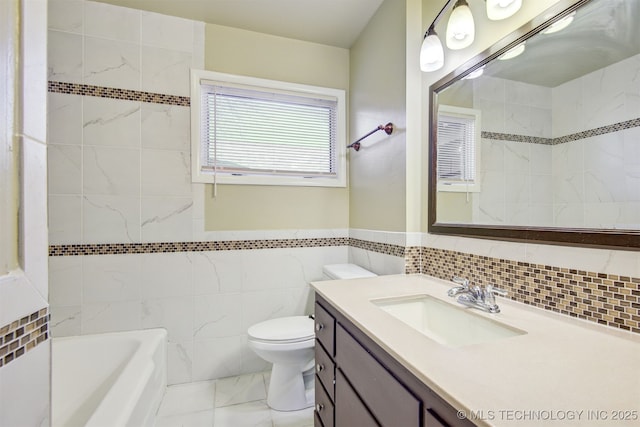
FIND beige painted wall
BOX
[349,0,407,232]
[420,0,569,230]
[203,24,350,231]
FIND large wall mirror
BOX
[429,0,640,249]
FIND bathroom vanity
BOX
[311,274,640,427]
[314,295,473,427]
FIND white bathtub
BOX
[52,329,167,427]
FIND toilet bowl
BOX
[247,316,315,411]
[247,263,377,412]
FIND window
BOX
[191,70,346,187]
[436,105,481,192]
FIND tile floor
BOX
[155,371,315,427]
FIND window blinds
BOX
[437,113,476,184]
[200,82,338,178]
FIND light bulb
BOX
[446,0,475,50]
[420,30,444,72]
[486,0,522,20]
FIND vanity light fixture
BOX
[498,41,525,60]
[542,11,576,34]
[446,0,475,50]
[420,0,522,72]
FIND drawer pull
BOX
[316,363,324,373]
[316,403,324,412]
[315,323,324,332]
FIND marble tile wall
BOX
[47,0,358,385]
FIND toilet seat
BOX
[248,316,314,344]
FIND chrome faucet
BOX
[448,276,508,313]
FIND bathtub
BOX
[52,329,167,427]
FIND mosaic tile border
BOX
[421,247,640,334]
[404,246,422,275]
[48,81,190,106]
[0,308,49,368]
[349,238,405,258]
[49,238,350,256]
[482,117,640,146]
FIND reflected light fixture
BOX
[446,0,475,50]
[542,11,576,34]
[498,41,525,60]
[420,0,522,73]
[486,0,522,21]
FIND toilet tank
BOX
[321,263,377,280]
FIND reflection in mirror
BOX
[432,0,640,235]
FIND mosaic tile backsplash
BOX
[0,308,49,368]
[419,247,640,335]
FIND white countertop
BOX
[311,274,640,427]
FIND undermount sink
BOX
[372,295,526,348]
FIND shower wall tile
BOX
[48,93,83,146]
[141,197,194,243]
[84,37,141,90]
[47,30,83,83]
[141,47,192,96]
[82,195,141,243]
[82,97,141,147]
[193,294,243,340]
[82,146,141,196]
[141,150,192,197]
[141,104,191,151]
[82,254,141,303]
[141,253,194,299]
[84,1,140,43]
[81,301,141,334]
[48,256,83,307]
[47,145,82,194]
[167,341,194,384]
[48,0,83,33]
[191,251,245,295]
[142,296,194,342]
[48,195,82,245]
[141,11,196,52]
[193,336,244,382]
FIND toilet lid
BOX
[248,316,315,343]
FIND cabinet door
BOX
[425,409,449,427]
[335,369,380,427]
[335,325,420,427]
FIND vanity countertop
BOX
[311,274,640,427]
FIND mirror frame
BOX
[428,0,640,251]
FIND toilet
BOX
[247,263,377,411]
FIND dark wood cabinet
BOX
[314,296,475,427]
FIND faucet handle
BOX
[452,276,470,288]
[486,284,508,297]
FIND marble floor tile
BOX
[271,406,315,427]
[213,400,273,427]
[214,372,267,408]
[157,380,216,417]
[155,409,214,427]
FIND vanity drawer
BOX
[315,339,335,401]
[315,302,336,356]
[335,369,380,427]
[335,324,420,427]
[315,371,335,427]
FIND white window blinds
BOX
[200,82,338,179]
[436,105,481,192]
